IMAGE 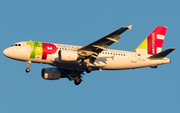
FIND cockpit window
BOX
[11,44,21,46]
[11,44,16,46]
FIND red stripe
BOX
[147,35,153,54]
[147,26,167,55]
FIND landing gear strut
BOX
[74,77,82,85]
[25,60,31,73]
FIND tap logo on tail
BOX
[134,26,167,55]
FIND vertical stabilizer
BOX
[134,26,167,55]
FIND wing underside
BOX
[78,25,132,63]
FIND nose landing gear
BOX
[25,60,31,73]
[26,68,30,73]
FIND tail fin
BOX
[134,26,167,55]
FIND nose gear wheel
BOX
[25,60,31,73]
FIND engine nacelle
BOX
[41,68,61,80]
[59,50,78,61]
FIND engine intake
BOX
[41,68,61,80]
[59,50,78,61]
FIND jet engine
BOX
[59,50,78,61]
[41,68,62,80]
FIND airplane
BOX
[3,25,175,85]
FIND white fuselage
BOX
[3,41,171,71]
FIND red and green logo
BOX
[26,42,57,60]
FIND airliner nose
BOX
[3,48,8,56]
[3,48,11,58]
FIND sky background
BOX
[0,0,180,113]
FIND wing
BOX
[78,25,132,63]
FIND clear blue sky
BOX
[1,0,179,113]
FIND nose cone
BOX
[3,48,12,58]
[3,48,8,56]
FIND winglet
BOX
[127,25,133,30]
[148,48,175,60]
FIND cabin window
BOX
[47,47,52,49]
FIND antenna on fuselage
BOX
[30,40,32,42]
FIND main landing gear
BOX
[73,67,92,85]
[25,60,31,73]
[86,67,92,73]
[74,77,82,85]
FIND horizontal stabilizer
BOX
[148,48,175,60]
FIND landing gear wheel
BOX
[74,78,82,85]
[26,68,30,73]
[86,67,92,73]
[26,60,31,73]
